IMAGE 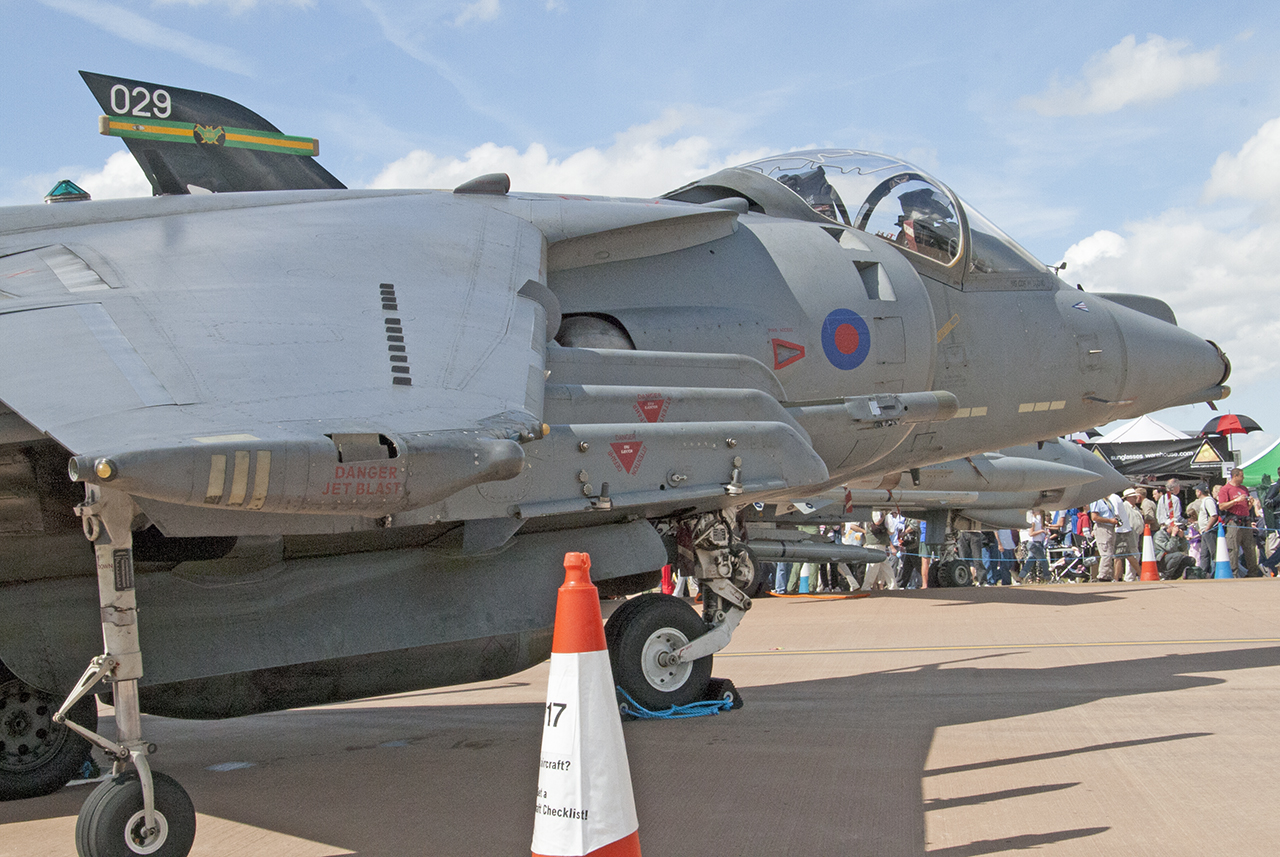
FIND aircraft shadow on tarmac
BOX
[891,586,1126,607]
[764,587,1126,609]
[2,647,1276,857]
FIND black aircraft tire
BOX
[603,595,648,654]
[939,559,973,588]
[0,665,97,801]
[606,593,712,711]
[77,770,196,857]
[744,556,774,598]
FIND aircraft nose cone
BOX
[1055,438,1131,508]
[1094,463,1135,498]
[1107,300,1231,413]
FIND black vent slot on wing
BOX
[381,283,412,386]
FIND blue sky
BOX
[4,0,1280,461]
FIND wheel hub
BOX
[0,679,64,773]
[125,809,170,855]
[639,626,693,693]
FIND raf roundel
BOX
[820,308,871,370]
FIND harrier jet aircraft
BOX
[745,438,1131,586]
[0,72,1228,856]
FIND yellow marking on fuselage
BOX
[205,455,227,504]
[936,314,960,343]
[247,450,271,511]
[228,451,250,506]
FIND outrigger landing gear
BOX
[0,662,97,801]
[605,510,752,711]
[54,485,195,857]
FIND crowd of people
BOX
[1079,467,1280,580]
[760,466,1280,593]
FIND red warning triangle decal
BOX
[633,395,669,423]
[609,441,644,475]
[772,338,805,370]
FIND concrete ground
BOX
[3,579,1280,856]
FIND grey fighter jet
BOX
[848,437,1133,529]
[0,73,1229,857]
[744,438,1131,583]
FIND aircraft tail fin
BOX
[80,71,346,195]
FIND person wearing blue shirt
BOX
[1090,494,1120,581]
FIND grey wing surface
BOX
[0,192,548,525]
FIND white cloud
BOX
[75,151,154,200]
[1062,229,1126,268]
[39,0,254,75]
[453,0,499,26]
[3,152,151,207]
[1204,116,1280,214]
[1024,35,1220,116]
[369,109,773,198]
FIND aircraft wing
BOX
[0,192,551,525]
[80,71,345,194]
[0,190,830,536]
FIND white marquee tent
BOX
[1093,415,1190,444]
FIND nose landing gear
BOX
[605,594,714,710]
[605,510,753,712]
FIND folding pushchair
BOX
[1048,533,1098,583]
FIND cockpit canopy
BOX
[733,150,1052,288]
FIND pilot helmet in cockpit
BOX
[897,187,953,225]
[893,187,958,263]
[776,166,849,224]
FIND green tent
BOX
[1243,438,1280,488]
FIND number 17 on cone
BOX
[531,552,641,857]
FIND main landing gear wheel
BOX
[743,552,774,598]
[938,559,973,587]
[76,770,195,857]
[605,593,713,711]
[0,665,97,801]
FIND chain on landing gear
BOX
[53,485,196,857]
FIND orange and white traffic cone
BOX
[532,552,641,857]
[1140,524,1160,581]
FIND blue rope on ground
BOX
[615,686,733,720]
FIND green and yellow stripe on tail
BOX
[98,115,319,156]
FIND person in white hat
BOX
[1115,488,1144,582]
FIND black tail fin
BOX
[80,71,345,195]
